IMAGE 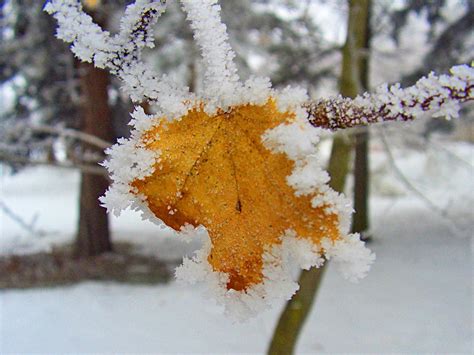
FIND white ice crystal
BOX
[353,64,473,123]
[176,229,327,320]
[45,0,194,106]
[321,234,375,282]
[275,85,309,113]
[181,0,242,112]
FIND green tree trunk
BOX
[351,1,372,239]
[267,1,371,354]
[352,130,370,237]
[267,136,351,355]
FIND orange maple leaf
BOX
[131,99,341,291]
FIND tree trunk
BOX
[351,1,372,239]
[267,137,351,355]
[267,1,371,354]
[75,62,113,257]
[352,130,370,237]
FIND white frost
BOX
[322,234,375,282]
[45,0,194,107]
[176,230,326,321]
[181,0,242,111]
[353,64,473,122]
[99,107,160,218]
[262,121,322,161]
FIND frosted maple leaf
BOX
[46,0,473,319]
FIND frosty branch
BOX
[45,0,168,102]
[305,65,473,130]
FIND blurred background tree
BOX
[0,0,132,256]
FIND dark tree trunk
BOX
[75,62,113,257]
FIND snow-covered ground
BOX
[1,140,473,353]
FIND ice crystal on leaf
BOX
[46,0,473,318]
[132,100,351,292]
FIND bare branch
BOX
[0,151,107,177]
[306,64,473,130]
[30,125,111,150]
[379,130,442,214]
[378,128,465,237]
[0,200,47,237]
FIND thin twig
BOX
[29,125,112,150]
[423,136,473,169]
[379,128,445,213]
[379,127,465,236]
[306,66,473,130]
[0,200,47,237]
[0,151,108,177]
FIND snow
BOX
[1,139,472,352]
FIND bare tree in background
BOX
[74,4,113,256]
[0,0,132,256]
[76,62,113,256]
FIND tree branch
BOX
[45,0,168,102]
[306,64,473,130]
[28,124,111,150]
[0,200,47,237]
[0,151,107,177]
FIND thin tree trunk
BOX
[75,62,113,257]
[267,1,371,353]
[267,139,350,355]
[352,130,369,237]
[351,1,372,239]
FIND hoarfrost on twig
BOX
[45,0,192,108]
[306,65,473,130]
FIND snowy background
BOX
[1,137,472,354]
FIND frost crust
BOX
[176,229,325,320]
